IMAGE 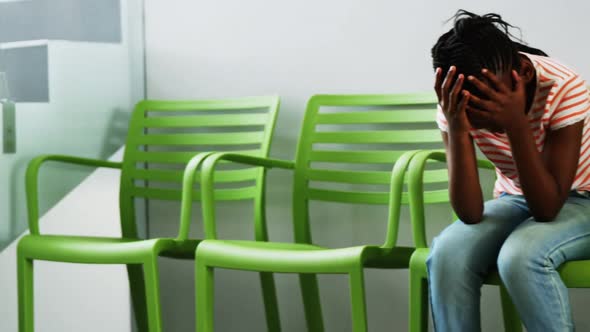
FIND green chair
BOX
[195,93,439,332]
[17,96,280,332]
[406,150,523,332]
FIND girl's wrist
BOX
[504,114,528,136]
[447,127,471,138]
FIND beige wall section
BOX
[145,1,590,331]
[0,147,130,332]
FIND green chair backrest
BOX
[292,93,439,247]
[119,97,280,239]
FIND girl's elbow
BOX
[452,202,484,224]
[532,206,560,222]
[533,212,558,223]
[457,211,483,224]
[461,217,483,224]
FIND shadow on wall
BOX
[3,106,131,251]
[7,156,28,245]
[100,107,131,159]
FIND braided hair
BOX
[432,10,547,96]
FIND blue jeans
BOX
[426,192,590,331]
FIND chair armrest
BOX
[411,149,494,170]
[203,153,295,170]
[26,155,122,235]
[407,149,494,248]
[177,152,295,241]
[383,150,421,248]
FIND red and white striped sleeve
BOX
[549,75,590,131]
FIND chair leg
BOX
[500,285,522,332]
[349,268,368,332]
[17,254,34,332]
[127,264,149,331]
[409,268,428,332]
[299,273,324,332]
[196,261,215,332]
[143,258,163,332]
[259,272,281,331]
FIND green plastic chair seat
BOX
[18,235,201,263]
[555,260,590,287]
[197,240,415,273]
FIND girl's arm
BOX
[443,131,485,224]
[435,66,484,224]
[506,120,582,221]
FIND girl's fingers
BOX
[481,68,509,93]
[468,75,498,100]
[468,93,495,112]
[434,67,443,101]
[512,70,523,92]
[449,74,464,110]
[441,66,457,109]
[467,106,493,122]
[458,90,470,113]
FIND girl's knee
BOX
[497,238,539,281]
[427,233,477,277]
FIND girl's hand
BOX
[466,69,527,133]
[435,66,471,134]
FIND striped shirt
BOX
[436,52,590,197]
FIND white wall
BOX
[0,0,146,249]
[0,1,145,331]
[145,1,590,331]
